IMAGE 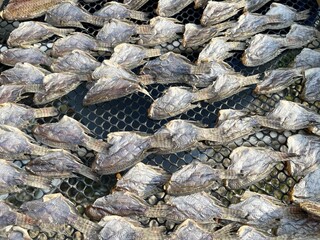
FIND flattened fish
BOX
[110,43,161,70]
[0,0,77,20]
[254,68,303,95]
[26,150,99,181]
[123,0,149,10]
[7,21,75,48]
[137,17,185,47]
[277,217,320,236]
[92,131,155,175]
[45,2,106,28]
[157,0,193,17]
[21,193,101,238]
[94,2,149,21]
[51,49,100,74]
[0,102,58,129]
[0,63,48,86]
[34,72,89,105]
[301,68,320,102]
[33,115,108,152]
[0,48,52,67]
[115,162,170,198]
[51,32,111,57]
[292,48,320,70]
[0,85,40,104]
[98,216,165,240]
[0,159,52,194]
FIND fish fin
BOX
[79,166,100,182]
[84,137,109,153]
[145,205,171,218]
[24,174,52,189]
[33,107,59,118]
[129,10,149,21]
[145,48,162,58]
[138,87,154,100]
[73,217,102,238]
[23,84,43,93]
[136,25,153,35]
[221,208,248,223]
[54,28,76,38]
[86,15,106,27]
[212,223,240,239]
[295,9,310,21]
[139,226,166,240]
[138,74,155,85]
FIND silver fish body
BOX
[157,0,193,17]
[292,48,320,70]
[301,67,320,102]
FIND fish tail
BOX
[145,205,170,218]
[87,15,106,27]
[231,41,246,51]
[54,28,75,37]
[84,137,109,153]
[295,9,310,21]
[139,227,166,240]
[284,205,307,218]
[24,174,52,189]
[212,223,239,239]
[94,40,113,51]
[73,217,102,238]
[145,48,162,58]
[136,25,153,35]
[79,165,100,182]
[241,74,260,86]
[221,208,248,223]
[16,213,37,229]
[33,107,59,118]
[23,84,43,93]
[129,10,149,21]
[31,144,52,156]
[138,74,155,85]
[254,116,283,129]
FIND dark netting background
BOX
[0,0,319,239]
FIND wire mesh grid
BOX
[0,0,319,239]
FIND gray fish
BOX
[137,17,185,47]
[98,216,165,240]
[277,218,320,236]
[0,62,49,85]
[45,2,106,28]
[33,115,109,152]
[20,193,101,238]
[0,48,52,67]
[94,2,149,21]
[123,0,149,10]
[0,159,51,194]
[164,161,240,196]
[301,68,320,102]
[0,125,52,160]
[254,68,303,95]
[115,162,170,198]
[51,49,100,74]
[33,72,90,105]
[267,100,320,134]
[227,147,301,189]
[0,85,40,104]
[7,21,75,48]
[164,192,248,223]
[292,48,320,70]
[183,21,235,47]
[51,32,111,57]
[287,134,320,176]
[0,0,77,21]
[292,167,320,203]
[92,131,155,175]
[25,150,99,181]
[156,0,193,17]
[0,102,58,129]
[197,37,246,63]
[84,61,152,105]
[110,43,162,70]
[242,24,320,67]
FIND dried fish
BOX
[0,48,52,67]
[242,24,320,67]
[51,50,100,74]
[164,192,248,223]
[45,2,106,28]
[33,116,108,152]
[292,48,320,70]
[33,72,90,105]
[287,134,320,176]
[0,63,49,85]
[0,85,40,104]
[94,2,149,21]
[164,161,239,196]
[197,37,246,63]
[227,147,300,189]
[301,68,320,102]
[86,191,165,221]
[245,0,274,12]
[26,150,99,181]
[7,21,75,48]
[20,193,101,237]
[267,100,320,134]
[110,43,162,70]
[51,32,111,57]
[237,225,275,240]
[292,167,320,203]
[0,159,52,194]
[183,21,235,47]
[0,125,52,160]
[0,0,77,20]
[124,0,149,10]
[138,17,185,47]
[0,102,58,129]
[92,131,155,175]
[115,162,170,198]
[276,217,320,236]
[98,216,165,240]
[254,68,303,95]
[157,0,193,17]
[84,60,152,105]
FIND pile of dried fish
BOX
[0,0,319,239]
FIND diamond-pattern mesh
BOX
[0,0,319,238]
